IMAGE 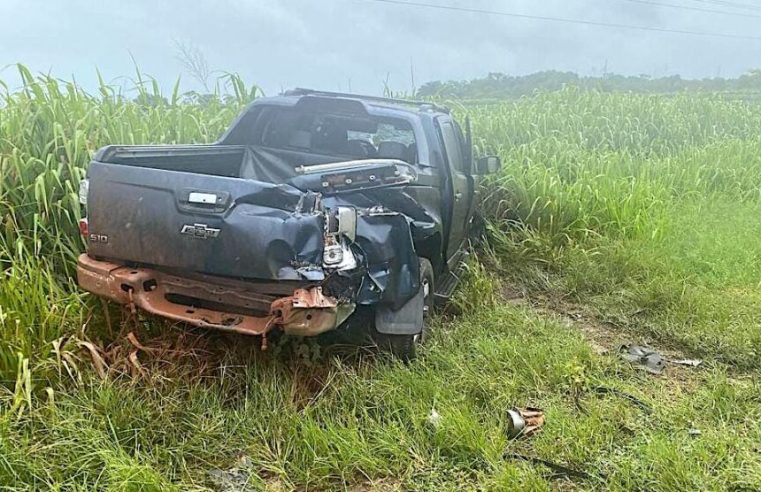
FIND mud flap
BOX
[374,284,424,335]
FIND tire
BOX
[373,257,434,362]
[469,212,488,246]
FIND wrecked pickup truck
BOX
[76,89,501,359]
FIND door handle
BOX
[455,192,462,201]
[178,188,230,214]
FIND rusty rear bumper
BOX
[76,254,354,336]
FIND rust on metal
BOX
[77,254,353,337]
[271,287,348,336]
[291,287,337,309]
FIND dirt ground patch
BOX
[498,284,709,387]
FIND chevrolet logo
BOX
[180,223,220,239]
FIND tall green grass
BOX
[460,89,761,367]
[0,65,259,380]
[1,65,256,266]
[467,90,761,245]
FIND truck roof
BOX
[253,88,450,117]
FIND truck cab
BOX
[77,89,500,359]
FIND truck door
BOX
[437,117,473,264]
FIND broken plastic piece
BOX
[427,408,442,428]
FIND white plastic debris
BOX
[427,408,443,428]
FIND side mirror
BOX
[475,156,501,175]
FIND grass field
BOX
[1,66,761,490]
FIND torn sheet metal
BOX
[272,287,355,336]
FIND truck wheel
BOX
[374,258,434,362]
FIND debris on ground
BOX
[208,456,257,492]
[427,408,443,428]
[506,407,545,438]
[669,358,703,367]
[620,344,704,373]
[620,344,666,374]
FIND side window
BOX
[453,121,471,173]
[439,121,465,173]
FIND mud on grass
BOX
[1,303,760,491]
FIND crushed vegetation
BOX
[2,65,761,489]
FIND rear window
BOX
[253,107,417,163]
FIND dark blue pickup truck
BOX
[77,89,500,359]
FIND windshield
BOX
[235,106,418,164]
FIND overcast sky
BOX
[1,0,760,96]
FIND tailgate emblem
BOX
[180,223,220,239]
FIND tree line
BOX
[416,70,761,99]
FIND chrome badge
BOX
[180,223,220,239]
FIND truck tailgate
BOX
[85,161,325,281]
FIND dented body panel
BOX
[86,160,326,282]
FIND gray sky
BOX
[1,0,760,96]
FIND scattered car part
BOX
[573,385,652,415]
[506,406,545,439]
[208,456,256,492]
[669,358,703,367]
[620,344,666,374]
[620,344,703,372]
